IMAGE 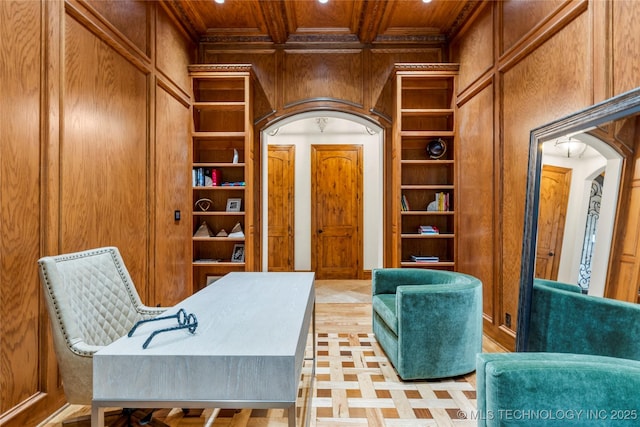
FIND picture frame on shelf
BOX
[226,198,242,212]
[231,244,245,263]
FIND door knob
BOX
[548,251,555,256]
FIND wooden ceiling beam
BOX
[355,0,391,44]
[258,0,289,44]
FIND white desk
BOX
[91,272,315,427]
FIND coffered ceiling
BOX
[165,0,480,44]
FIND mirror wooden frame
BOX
[516,86,640,351]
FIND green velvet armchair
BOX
[372,268,483,380]
[476,279,640,426]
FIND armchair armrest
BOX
[372,268,424,295]
[476,353,640,427]
[69,339,103,356]
[534,278,582,293]
[372,268,471,295]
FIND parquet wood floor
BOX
[39,279,505,427]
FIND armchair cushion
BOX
[371,293,397,334]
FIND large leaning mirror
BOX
[517,87,640,351]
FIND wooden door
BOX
[268,145,295,271]
[311,145,363,279]
[535,165,572,280]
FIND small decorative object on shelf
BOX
[228,222,244,238]
[231,244,245,262]
[427,192,450,211]
[216,228,228,237]
[194,198,213,211]
[232,148,239,164]
[194,221,213,237]
[426,138,447,159]
[226,198,242,212]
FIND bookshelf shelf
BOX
[401,233,455,239]
[401,211,455,215]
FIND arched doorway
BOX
[540,133,623,296]
[261,111,384,278]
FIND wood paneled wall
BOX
[0,1,194,425]
[0,1,47,421]
[451,0,640,350]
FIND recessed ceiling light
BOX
[214,0,224,4]
[319,0,329,4]
[423,0,432,3]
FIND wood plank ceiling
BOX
[165,0,480,44]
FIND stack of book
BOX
[419,225,439,235]
[411,255,440,263]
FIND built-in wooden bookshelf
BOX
[392,64,459,269]
[189,65,256,290]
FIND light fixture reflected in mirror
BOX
[553,136,587,158]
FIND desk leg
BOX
[313,302,316,376]
[288,405,296,427]
[91,403,105,427]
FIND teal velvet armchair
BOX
[372,268,483,380]
[476,279,640,426]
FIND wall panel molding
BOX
[65,0,153,74]
[1,1,194,425]
[498,0,589,75]
[282,49,364,108]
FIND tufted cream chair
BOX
[38,246,166,411]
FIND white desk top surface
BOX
[93,272,315,402]
[98,271,314,356]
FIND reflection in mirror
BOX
[538,134,622,296]
[517,87,640,351]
